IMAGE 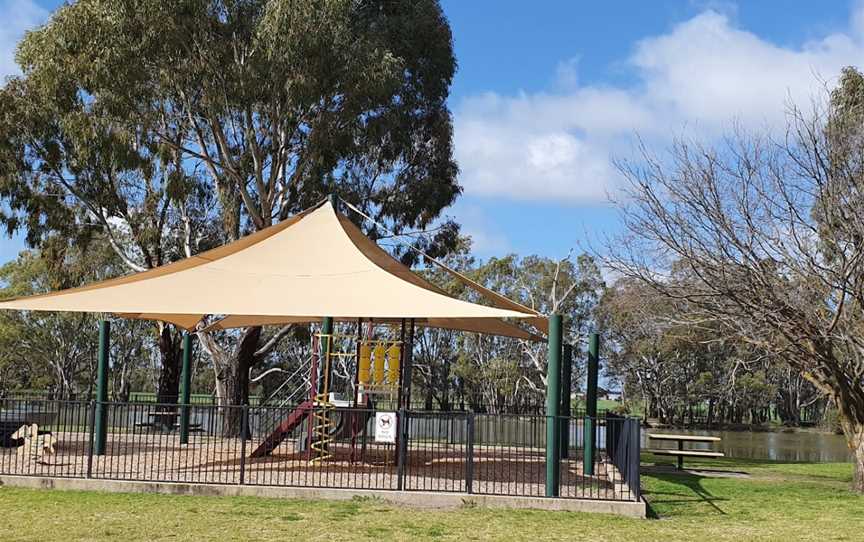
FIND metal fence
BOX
[0,398,640,502]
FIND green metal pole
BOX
[94,320,110,456]
[179,332,193,445]
[321,317,334,396]
[545,314,563,497]
[560,343,572,459]
[584,332,600,475]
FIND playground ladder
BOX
[255,356,314,443]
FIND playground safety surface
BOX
[0,431,628,501]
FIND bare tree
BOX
[606,68,864,491]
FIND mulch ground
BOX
[0,430,626,500]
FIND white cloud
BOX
[451,202,512,256]
[454,7,864,202]
[0,0,48,80]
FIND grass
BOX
[0,457,861,541]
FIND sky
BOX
[1,0,862,265]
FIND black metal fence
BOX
[0,398,640,502]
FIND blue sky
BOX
[1,0,861,266]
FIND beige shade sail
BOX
[0,200,543,339]
[202,315,542,341]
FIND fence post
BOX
[179,333,193,445]
[239,405,248,485]
[545,314,562,498]
[397,408,408,491]
[466,412,475,494]
[86,400,96,478]
[584,332,599,476]
[94,320,110,456]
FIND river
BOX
[644,428,852,463]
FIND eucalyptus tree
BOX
[0,30,214,403]
[421,249,603,411]
[474,253,604,392]
[0,243,156,399]
[607,67,864,491]
[2,0,461,408]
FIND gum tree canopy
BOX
[0,0,460,407]
[607,67,864,492]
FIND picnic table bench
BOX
[135,410,202,432]
[647,434,724,470]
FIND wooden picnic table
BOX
[647,433,724,470]
[135,410,201,432]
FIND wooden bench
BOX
[647,434,724,470]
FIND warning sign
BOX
[374,411,397,443]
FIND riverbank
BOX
[0,456,861,541]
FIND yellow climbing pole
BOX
[310,332,336,464]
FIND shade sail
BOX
[202,315,543,341]
[0,200,543,338]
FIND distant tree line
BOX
[599,278,825,427]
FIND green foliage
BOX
[599,279,806,426]
[5,0,461,252]
[414,243,603,411]
[0,245,156,398]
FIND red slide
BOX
[250,400,314,458]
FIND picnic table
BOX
[647,434,724,470]
[135,410,201,432]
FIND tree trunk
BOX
[707,398,715,427]
[834,395,864,493]
[153,324,182,429]
[156,324,182,404]
[222,326,262,438]
[231,326,262,407]
[439,360,451,411]
[852,429,864,493]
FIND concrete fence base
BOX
[0,474,646,518]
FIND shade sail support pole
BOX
[396,319,407,409]
[545,314,562,497]
[321,317,334,398]
[179,332,193,444]
[584,332,600,475]
[402,319,416,410]
[94,320,110,456]
[560,343,573,459]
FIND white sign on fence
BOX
[374,411,397,443]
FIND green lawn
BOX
[1,457,861,541]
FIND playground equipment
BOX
[250,321,404,463]
[12,423,56,464]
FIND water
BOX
[644,428,852,463]
[407,416,853,464]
